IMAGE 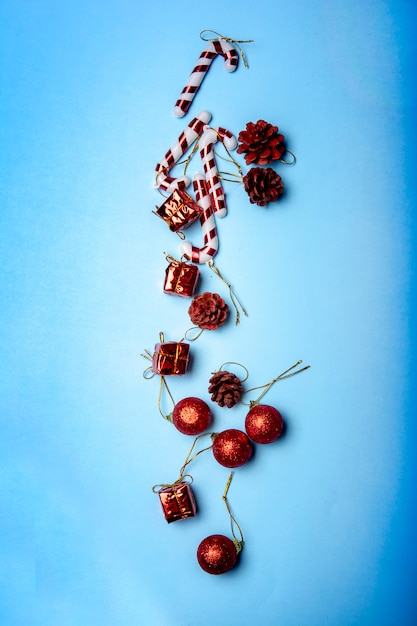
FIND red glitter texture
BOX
[197,534,238,575]
[245,404,284,444]
[212,429,253,468]
[172,397,212,435]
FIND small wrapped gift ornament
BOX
[157,481,197,523]
[155,189,202,232]
[152,340,190,376]
[163,257,199,298]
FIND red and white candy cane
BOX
[199,126,237,219]
[155,110,211,193]
[180,172,218,264]
[174,38,238,118]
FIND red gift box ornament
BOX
[157,480,197,523]
[152,339,190,377]
[155,188,202,233]
[141,333,192,427]
[152,433,214,522]
[163,254,199,298]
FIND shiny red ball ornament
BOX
[197,534,238,575]
[212,429,253,468]
[172,397,212,435]
[245,404,284,444]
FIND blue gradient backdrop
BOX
[1,1,416,625]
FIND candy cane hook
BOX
[180,173,218,264]
[199,126,237,218]
[155,110,211,193]
[174,39,238,118]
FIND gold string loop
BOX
[163,251,177,264]
[141,349,155,379]
[151,433,213,494]
[143,366,155,380]
[199,30,254,68]
[208,260,248,326]
[218,361,249,383]
[158,375,176,421]
[222,472,244,553]
[280,150,297,165]
[242,360,310,407]
[178,432,214,477]
[152,473,194,493]
[178,326,205,343]
[213,133,244,181]
[141,333,177,420]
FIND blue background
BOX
[1,1,416,625]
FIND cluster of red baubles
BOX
[168,394,285,574]
[171,395,284,449]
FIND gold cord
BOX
[141,332,177,421]
[157,375,175,421]
[208,260,248,325]
[280,150,297,165]
[242,360,310,406]
[151,432,213,493]
[178,432,214,477]
[222,472,244,553]
[152,473,194,493]
[178,326,205,343]
[182,139,200,176]
[199,30,254,68]
[218,361,249,383]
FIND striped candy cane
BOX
[199,126,237,218]
[180,173,218,264]
[174,38,238,118]
[155,110,211,193]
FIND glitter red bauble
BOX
[212,429,253,468]
[172,397,212,435]
[245,404,284,444]
[197,534,238,575]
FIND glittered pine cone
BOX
[188,292,228,330]
[208,370,243,408]
[243,167,284,206]
[237,120,286,166]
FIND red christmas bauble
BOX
[212,429,253,468]
[245,404,284,444]
[197,534,238,575]
[172,397,212,435]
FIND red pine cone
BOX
[242,167,284,206]
[188,292,228,330]
[208,370,243,408]
[237,120,286,165]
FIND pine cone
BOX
[237,120,286,165]
[188,292,228,330]
[243,167,284,206]
[208,370,243,408]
